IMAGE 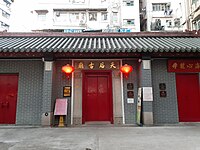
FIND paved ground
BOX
[1,125,200,150]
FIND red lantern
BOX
[120,64,133,78]
[62,64,74,77]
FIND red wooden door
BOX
[82,71,113,124]
[176,74,200,122]
[0,74,18,124]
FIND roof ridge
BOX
[0,31,200,38]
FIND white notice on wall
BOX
[143,87,153,101]
[142,60,151,69]
[45,62,52,71]
[127,98,134,104]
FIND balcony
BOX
[152,10,173,18]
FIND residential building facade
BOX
[182,0,200,31]
[140,0,184,31]
[31,0,140,32]
[0,0,13,31]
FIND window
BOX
[37,13,46,21]
[123,0,134,6]
[155,19,161,26]
[151,19,164,31]
[69,13,79,22]
[54,11,68,22]
[89,12,97,21]
[72,0,85,3]
[166,20,172,27]
[36,10,48,22]
[112,12,118,24]
[192,0,198,4]
[79,13,86,25]
[123,19,135,26]
[80,13,86,21]
[174,18,180,27]
[152,3,166,11]
[101,12,108,21]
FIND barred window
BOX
[152,3,166,11]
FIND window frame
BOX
[37,13,46,22]
[152,3,167,11]
[89,12,97,21]
[123,19,135,26]
[123,0,134,6]
[101,12,108,21]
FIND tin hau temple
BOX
[0,32,200,126]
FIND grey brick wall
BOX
[152,59,179,124]
[122,60,138,124]
[52,60,72,126]
[139,67,152,87]
[138,60,153,113]
[42,70,53,113]
[0,60,43,125]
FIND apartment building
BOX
[182,0,200,31]
[0,0,13,31]
[31,0,140,32]
[140,0,184,31]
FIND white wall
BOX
[121,0,140,32]
[9,0,36,32]
[0,0,12,31]
[31,0,140,32]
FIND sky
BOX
[9,0,38,32]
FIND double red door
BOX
[82,71,113,124]
[0,74,18,124]
[176,74,200,122]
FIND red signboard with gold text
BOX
[168,60,200,72]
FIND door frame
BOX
[82,70,113,124]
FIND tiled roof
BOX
[0,32,200,53]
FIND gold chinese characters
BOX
[77,61,118,70]
[172,62,200,70]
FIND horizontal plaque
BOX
[168,60,200,72]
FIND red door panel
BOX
[98,76,109,121]
[0,74,18,124]
[83,71,113,124]
[85,76,98,121]
[176,74,200,122]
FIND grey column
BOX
[41,61,54,126]
[139,59,154,125]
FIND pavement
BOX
[1,124,200,150]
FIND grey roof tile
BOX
[0,36,199,53]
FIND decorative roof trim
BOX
[1,31,200,38]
